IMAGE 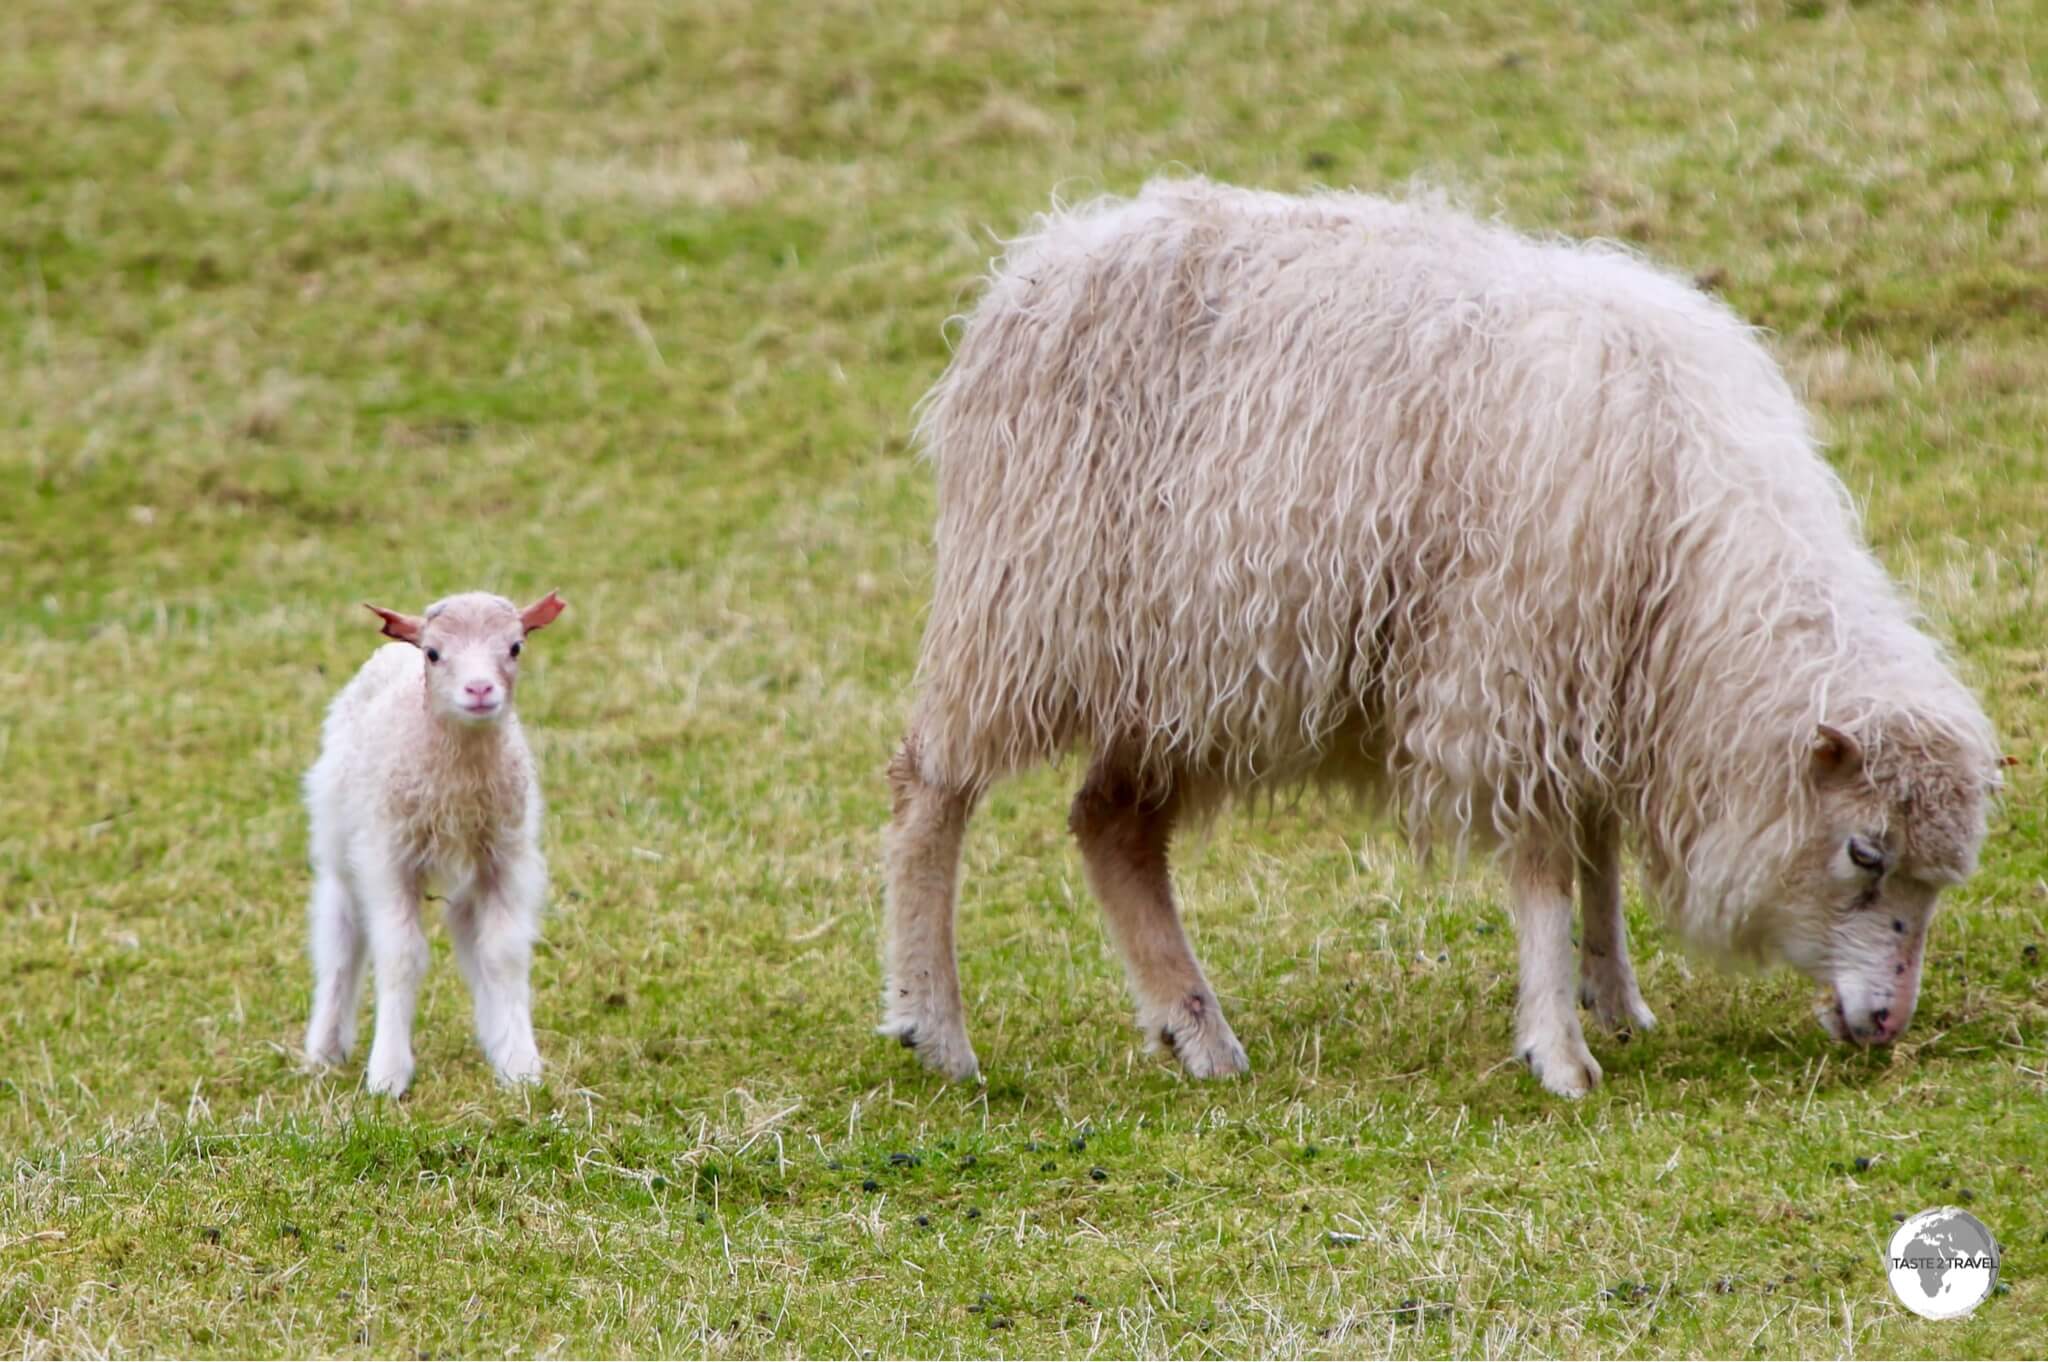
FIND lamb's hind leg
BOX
[304,869,366,1069]
[1577,811,1657,1037]
[878,740,980,1081]
[1070,767,1247,1079]
[1509,837,1602,1098]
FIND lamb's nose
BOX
[1870,1006,1893,1039]
[465,680,495,701]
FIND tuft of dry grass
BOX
[2,0,2045,1357]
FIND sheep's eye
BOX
[1847,836,1887,874]
[509,641,522,659]
[425,647,441,664]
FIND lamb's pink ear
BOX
[364,603,424,646]
[520,590,566,635]
[1812,723,1863,783]
[1992,753,2020,793]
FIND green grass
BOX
[3,0,2046,1355]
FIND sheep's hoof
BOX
[1518,1029,1601,1099]
[878,1012,979,1083]
[1579,970,1658,1038]
[1151,993,1250,1079]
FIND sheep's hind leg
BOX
[360,855,429,1097]
[304,869,366,1069]
[1070,767,1247,1079]
[447,854,545,1086]
[879,740,980,1082]
[1577,811,1657,1037]
[1509,838,1602,1098]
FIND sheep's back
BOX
[909,179,1840,812]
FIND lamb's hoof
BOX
[1579,972,1658,1039]
[303,1040,351,1072]
[365,1049,415,1098]
[1150,992,1250,1079]
[492,1049,544,1087]
[878,1012,979,1083]
[1519,1030,1601,1099]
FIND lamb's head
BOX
[366,590,566,726]
[1742,720,1997,1048]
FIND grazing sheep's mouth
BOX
[1815,988,1853,1044]
[1816,987,1898,1047]
[459,701,503,719]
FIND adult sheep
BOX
[881,178,1999,1097]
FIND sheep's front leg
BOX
[359,854,428,1097]
[1577,812,1657,1037]
[1509,839,1602,1098]
[447,853,544,1086]
[304,869,367,1068]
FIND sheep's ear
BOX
[1812,723,1862,784]
[364,603,424,646]
[520,590,566,635]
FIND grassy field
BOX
[3,0,2046,1355]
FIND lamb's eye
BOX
[425,647,441,664]
[1847,836,1887,873]
[509,641,521,659]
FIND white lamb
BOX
[302,589,566,1096]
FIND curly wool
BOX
[905,178,1996,948]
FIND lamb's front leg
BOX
[447,851,544,1086]
[1577,811,1657,1037]
[359,855,428,1097]
[1508,839,1602,1098]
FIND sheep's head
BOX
[365,590,565,727]
[1741,721,1995,1048]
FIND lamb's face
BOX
[419,596,528,725]
[363,589,566,729]
[1751,729,1990,1048]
